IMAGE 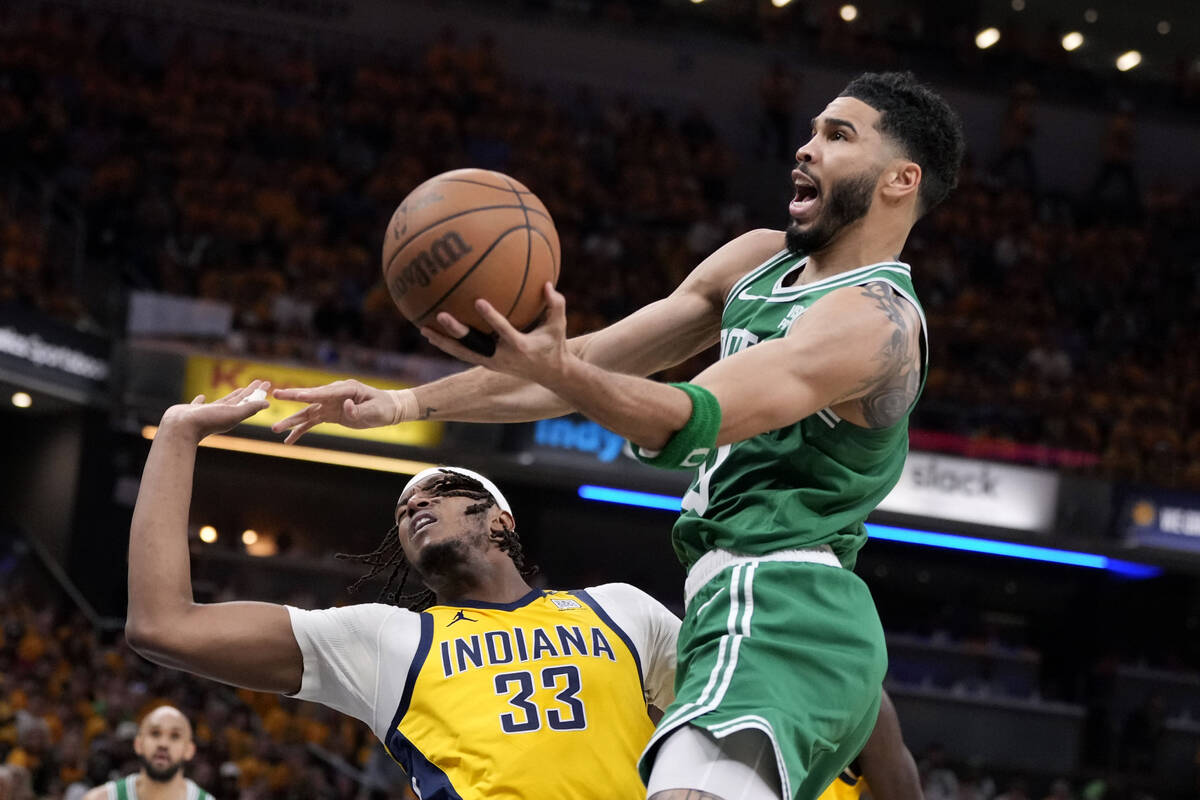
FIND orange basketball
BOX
[382,168,561,354]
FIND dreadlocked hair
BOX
[336,470,538,612]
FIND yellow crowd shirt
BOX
[287,585,679,800]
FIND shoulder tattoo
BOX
[847,282,922,428]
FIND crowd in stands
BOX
[1,5,1199,491]
[0,546,411,800]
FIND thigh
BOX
[646,724,783,800]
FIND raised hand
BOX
[270,379,402,445]
[159,381,273,442]
[421,283,571,386]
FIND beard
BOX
[138,754,184,783]
[414,527,490,582]
[785,167,879,255]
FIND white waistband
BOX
[684,546,842,607]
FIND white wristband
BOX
[386,389,419,425]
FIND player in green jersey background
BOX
[82,706,214,800]
[275,71,964,800]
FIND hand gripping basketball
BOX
[421,283,569,385]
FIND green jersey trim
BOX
[731,262,912,305]
[723,249,791,310]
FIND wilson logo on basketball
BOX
[390,232,473,299]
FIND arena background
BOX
[1,0,1198,797]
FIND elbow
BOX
[125,613,185,664]
[124,618,162,659]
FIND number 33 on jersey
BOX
[386,588,675,800]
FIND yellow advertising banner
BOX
[181,356,443,448]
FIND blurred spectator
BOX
[920,742,959,800]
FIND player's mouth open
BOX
[411,512,438,538]
[790,173,820,220]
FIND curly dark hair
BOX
[337,469,536,611]
[840,71,965,216]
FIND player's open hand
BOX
[271,379,397,444]
[421,283,571,385]
[159,380,272,442]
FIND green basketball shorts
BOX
[640,549,887,800]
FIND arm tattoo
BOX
[838,282,922,428]
[418,406,437,420]
[648,792,729,800]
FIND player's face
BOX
[395,476,497,571]
[133,712,194,783]
[786,96,889,255]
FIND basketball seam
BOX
[412,225,540,325]
[438,178,536,194]
[385,204,552,274]
[503,175,534,319]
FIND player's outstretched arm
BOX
[270,230,785,443]
[424,279,921,454]
[125,381,303,694]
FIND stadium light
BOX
[141,427,437,476]
[10,392,32,408]
[1011,0,1025,10]
[975,27,1001,49]
[1084,8,1098,23]
[1157,20,1170,35]
[576,485,1163,578]
[839,4,858,22]
[1116,50,1142,71]
[242,529,259,546]
[1062,32,1084,51]
[771,0,794,7]
[199,525,218,543]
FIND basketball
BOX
[382,168,561,354]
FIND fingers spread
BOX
[435,312,471,339]
[272,388,317,401]
[421,326,487,365]
[283,421,317,445]
[271,404,321,433]
[474,299,521,344]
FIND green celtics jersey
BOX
[103,775,214,800]
[673,249,927,570]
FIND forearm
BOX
[411,365,575,423]
[542,356,692,450]
[126,420,200,644]
[413,301,717,425]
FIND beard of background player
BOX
[137,753,185,783]
[785,165,881,256]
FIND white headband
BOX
[400,467,513,517]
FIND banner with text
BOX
[1123,490,1200,554]
[877,452,1060,533]
[0,306,110,399]
[182,356,442,447]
